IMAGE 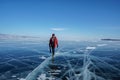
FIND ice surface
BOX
[0,41,120,80]
[25,43,120,80]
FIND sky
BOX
[0,0,120,41]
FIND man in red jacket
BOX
[49,33,58,58]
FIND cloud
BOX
[51,28,65,31]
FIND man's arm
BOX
[49,38,51,53]
[49,38,51,47]
[56,37,58,48]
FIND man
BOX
[49,34,58,58]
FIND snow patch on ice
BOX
[73,51,76,53]
[37,74,46,80]
[86,46,96,50]
[97,44,107,47]
[19,78,26,80]
[11,75,16,78]
[40,56,47,60]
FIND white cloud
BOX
[51,28,65,31]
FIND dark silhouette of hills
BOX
[101,39,120,41]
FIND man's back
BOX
[49,34,58,48]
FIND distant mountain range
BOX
[0,33,41,40]
[101,39,120,41]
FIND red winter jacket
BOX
[49,36,58,48]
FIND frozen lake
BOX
[0,40,120,80]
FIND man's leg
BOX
[49,46,51,53]
[52,47,55,63]
[52,47,55,57]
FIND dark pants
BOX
[49,45,55,56]
[51,47,55,63]
[52,47,55,56]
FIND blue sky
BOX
[0,0,120,40]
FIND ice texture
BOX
[26,43,120,80]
